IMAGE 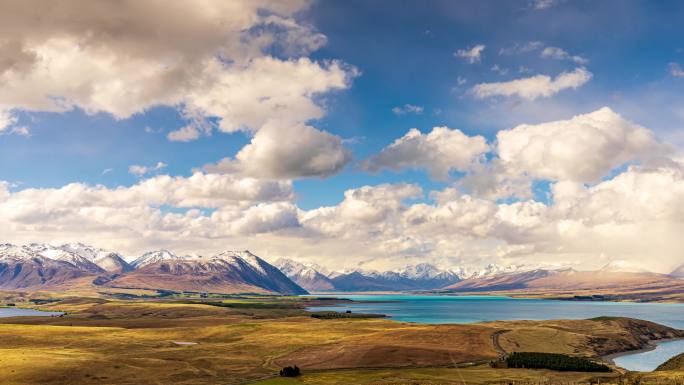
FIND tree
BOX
[279,365,301,377]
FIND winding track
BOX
[491,329,510,358]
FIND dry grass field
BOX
[0,292,682,385]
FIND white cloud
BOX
[0,0,356,179]
[144,126,162,134]
[472,67,592,100]
[540,46,588,65]
[0,1,323,119]
[8,126,29,136]
[499,42,587,65]
[363,126,489,180]
[531,0,558,10]
[670,63,684,78]
[495,107,664,182]
[205,122,351,179]
[0,109,17,133]
[499,41,544,55]
[184,57,354,136]
[3,161,684,273]
[455,44,485,64]
[129,162,167,177]
[392,104,424,115]
[491,64,509,75]
[167,125,201,142]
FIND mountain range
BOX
[1,242,682,295]
[671,263,684,278]
[443,264,684,297]
[275,258,684,294]
[275,258,466,292]
[0,243,305,295]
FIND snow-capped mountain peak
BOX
[131,249,185,269]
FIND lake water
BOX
[613,339,684,372]
[0,307,63,318]
[307,294,684,371]
[308,294,684,328]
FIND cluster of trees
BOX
[310,311,384,319]
[505,352,611,372]
[279,365,301,377]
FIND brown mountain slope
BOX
[103,253,307,295]
[446,269,684,291]
[443,269,684,302]
[0,256,97,290]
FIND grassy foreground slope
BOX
[0,292,682,385]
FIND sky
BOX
[1,0,684,273]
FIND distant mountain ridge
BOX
[274,258,336,291]
[671,263,684,278]
[0,243,305,295]
[444,267,684,294]
[3,242,681,295]
[275,259,464,292]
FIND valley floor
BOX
[0,291,683,385]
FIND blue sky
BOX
[1,0,683,271]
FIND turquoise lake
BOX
[307,294,684,371]
[307,294,684,328]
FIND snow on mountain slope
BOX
[131,250,187,269]
[0,244,99,289]
[92,252,134,273]
[326,263,463,291]
[108,250,307,295]
[274,258,335,291]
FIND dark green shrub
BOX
[505,352,610,372]
[279,365,300,377]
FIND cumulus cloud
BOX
[129,162,167,177]
[496,107,664,182]
[0,171,296,253]
[392,104,424,115]
[540,47,588,64]
[2,105,682,273]
[205,123,351,179]
[455,44,485,64]
[0,0,356,179]
[363,127,489,180]
[472,67,592,100]
[183,57,354,135]
[0,1,321,118]
[3,162,684,273]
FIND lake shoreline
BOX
[310,291,684,304]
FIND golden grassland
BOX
[0,292,683,385]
